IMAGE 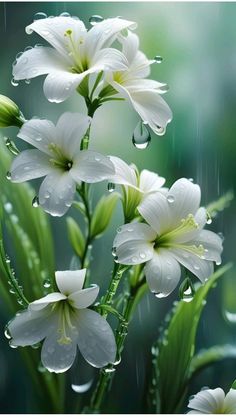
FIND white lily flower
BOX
[105,31,172,135]
[8,269,116,373]
[10,112,115,216]
[12,16,136,103]
[187,387,236,414]
[113,178,223,297]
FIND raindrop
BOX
[16,52,23,59]
[4,202,13,213]
[6,171,12,180]
[11,78,19,87]
[167,194,175,203]
[139,252,146,259]
[104,365,115,373]
[25,79,31,85]
[113,355,121,366]
[132,121,151,150]
[108,182,115,192]
[111,247,117,256]
[154,55,163,64]
[4,326,11,339]
[224,310,236,324]
[154,292,166,299]
[35,43,43,48]
[179,277,195,303]
[194,265,200,271]
[9,288,15,294]
[155,125,166,136]
[32,196,39,208]
[206,211,212,225]
[38,362,46,373]
[43,279,51,288]
[60,12,71,17]
[33,12,47,21]
[71,380,93,393]
[24,46,33,52]
[117,227,122,233]
[9,340,17,349]
[89,15,104,25]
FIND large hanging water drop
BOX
[179,277,195,303]
[132,121,151,150]
[33,12,47,21]
[89,15,104,25]
[71,380,93,394]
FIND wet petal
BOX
[138,192,172,235]
[168,178,201,223]
[8,307,51,346]
[172,248,214,282]
[69,285,99,309]
[43,71,87,103]
[38,170,76,216]
[13,46,67,80]
[76,309,116,367]
[192,229,223,264]
[10,149,51,182]
[115,239,154,265]
[114,222,156,247]
[91,47,128,72]
[139,169,165,194]
[224,389,236,413]
[145,249,181,297]
[188,388,225,414]
[56,112,91,156]
[109,156,137,187]
[71,151,115,183]
[18,118,57,155]
[29,292,67,311]
[55,269,86,295]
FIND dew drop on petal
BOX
[9,340,18,349]
[4,326,11,339]
[218,232,224,241]
[158,84,169,94]
[132,121,151,150]
[33,12,47,21]
[60,12,71,17]
[188,178,194,182]
[154,55,163,64]
[167,194,175,203]
[32,196,39,208]
[154,292,166,299]
[11,78,19,87]
[6,171,12,180]
[111,247,117,256]
[25,79,31,85]
[89,15,104,25]
[139,253,146,259]
[108,182,115,192]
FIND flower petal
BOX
[168,178,201,223]
[84,17,137,60]
[138,192,171,235]
[41,323,78,373]
[43,71,87,103]
[110,81,172,134]
[29,292,67,311]
[55,269,86,295]
[26,16,86,60]
[145,249,181,297]
[71,151,115,183]
[8,307,51,346]
[114,222,156,247]
[193,229,223,264]
[139,169,165,194]
[171,248,214,282]
[188,388,225,414]
[109,156,137,187]
[55,112,91,157]
[10,149,51,182]
[76,308,116,367]
[69,285,99,309]
[119,31,139,64]
[13,46,67,80]
[38,170,76,216]
[17,118,56,155]
[115,239,154,265]
[224,389,236,413]
[91,47,128,72]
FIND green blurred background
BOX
[0,1,236,413]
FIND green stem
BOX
[86,277,147,413]
[101,263,127,312]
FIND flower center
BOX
[57,301,75,345]
[64,29,87,74]
[48,143,73,171]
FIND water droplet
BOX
[139,252,146,259]
[224,310,236,324]
[158,84,169,93]
[104,365,115,373]
[4,326,11,339]
[131,256,138,263]
[188,178,194,182]
[108,182,115,192]
[89,15,104,25]
[117,227,122,233]
[71,380,93,393]
[25,78,31,85]
[154,55,163,64]
[206,211,212,225]
[9,288,15,294]
[43,279,51,288]
[11,78,19,87]
[24,46,33,52]
[111,247,117,256]
[194,265,200,271]
[6,171,12,180]
[9,340,17,349]
[155,125,166,136]
[60,12,71,17]
[154,292,166,299]
[167,194,175,203]
[32,196,39,208]
[132,121,151,149]
[33,12,47,21]
[179,277,195,302]
[15,51,23,60]
[4,202,13,213]
[38,362,47,373]
[113,355,121,366]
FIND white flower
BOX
[10,112,115,216]
[12,16,136,103]
[113,178,223,297]
[105,31,172,135]
[8,269,116,373]
[187,387,236,414]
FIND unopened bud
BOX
[0,94,24,128]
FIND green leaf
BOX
[66,217,85,260]
[189,344,236,378]
[207,190,234,218]
[148,263,232,414]
[231,379,236,390]
[91,193,119,238]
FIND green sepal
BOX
[66,217,85,260]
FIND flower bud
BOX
[0,95,24,128]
